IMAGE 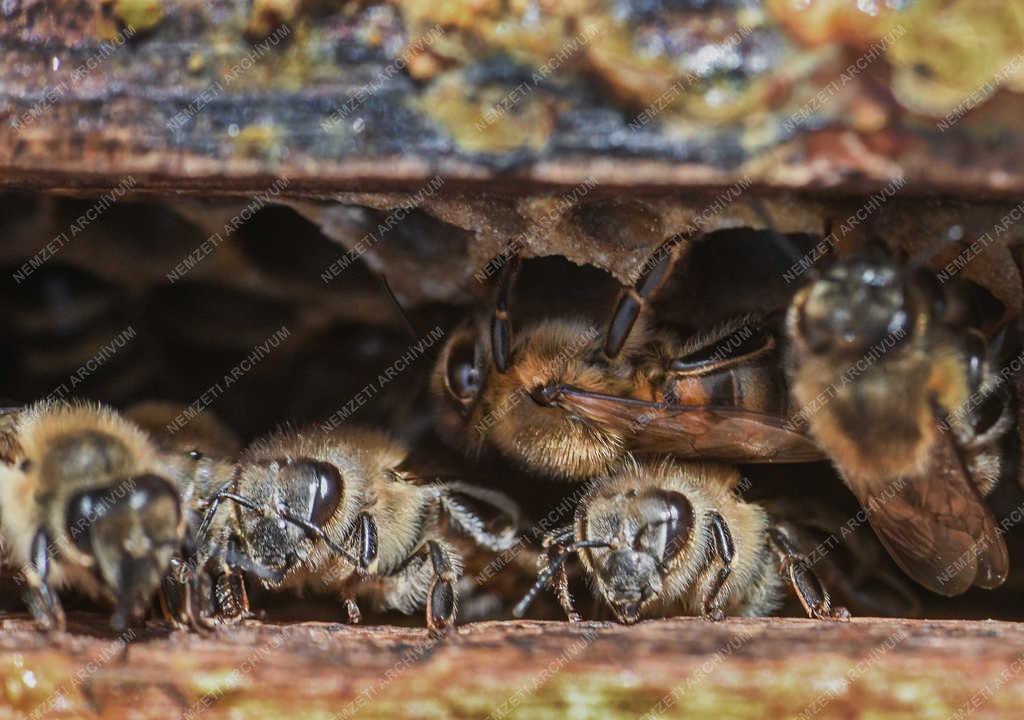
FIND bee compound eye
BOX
[450,363,480,400]
[653,491,695,562]
[66,490,99,555]
[446,336,481,401]
[306,461,344,529]
[65,475,181,557]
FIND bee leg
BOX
[541,527,581,621]
[213,568,250,622]
[701,512,735,621]
[175,549,219,633]
[344,597,362,624]
[424,541,458,631]
[546,543,581,622]
[159,558,191,627]
[160,562,214,633]
[767,527,850,621]
[23,529,65,632]
[352,512,380,574]
[515,531,610,620]
[161,523,202,628]
[604,234,691,359]
[436,484,520,552]
[182,576,216,633]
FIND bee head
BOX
[584,488,695,624]
[434,316,623,478]
[795,257,912,357]
[65,474,182,630]
[236,459,345,579]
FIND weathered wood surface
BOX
[0,615,1021,718]
[2,1,1024,197]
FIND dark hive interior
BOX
[2,190,1024,625]
[5,1,1024,715]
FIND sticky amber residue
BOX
[765,0,900,48]
[232,124,285,160]
[886,0,1024,117]
[768,0,1024,118]
[419,71,564,154]
[111,0,164,34]
[186,52,207,74]
[398,0,600,80]
[247,0,301,40]
[396,0,793,151]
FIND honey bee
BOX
[0,400,186,630]
[196,426,520,629]
[786,251,1018,595]
[432,245,823,481]
[513,457,848,623]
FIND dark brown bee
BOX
[432,243,823,481]
[786,250,1018,596]
[195,426,521,629]
[124,400,243,459]
[0,401,185,630]
[513,457,848,623]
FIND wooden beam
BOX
[2,616,1023,718]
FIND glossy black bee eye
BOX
[654,491,694,562]
[304,461,344,529]
[65,474,180,555]
[446,337,481,401]
[188,449,203,460]
[66,491,98,555]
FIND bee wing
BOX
[554,385,824,462]
[847,423,1008,596]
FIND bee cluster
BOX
[0,192,1022,632]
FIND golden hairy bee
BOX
[786,246,1019,596]
[194,425,521,629]
[0,400,186,630]
[432,242,823,481]
[513,457,848,623]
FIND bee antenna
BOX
[749,197,826,282]
[905,226,965,274]
[491,252,520,373]
[375,272,419,340]
[223,543,287,584]
[211,490,363,567]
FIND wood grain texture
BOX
[0,615,1022,718]
[2,1,1024,198]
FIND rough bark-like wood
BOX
[1,615,1022,718]
[2,1,1024,198]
